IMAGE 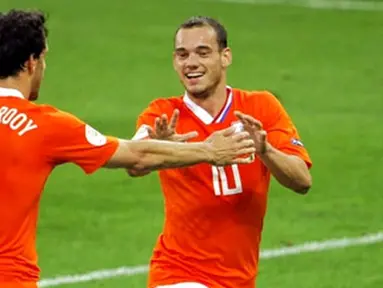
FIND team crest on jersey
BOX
[85,125,107,146]
[291,138,304,147]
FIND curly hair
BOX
[0,9,48,79]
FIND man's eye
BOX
[178,53,188,59]
[198,50,210,57]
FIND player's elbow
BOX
[126,168,151,177]
[293,185,311,195]
[129,156,148,171]
[126,168,142,177]
[131,153,162,172]
[293,175,312,195]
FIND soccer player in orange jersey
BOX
[0,10,256,288]
[128,16,313,288]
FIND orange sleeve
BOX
[261,92,312,168]
[132,101,163,140]
[42,109,119,174]
[132,98,180,140]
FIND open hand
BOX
[148,109,198,142]
[234,111,268,155]
[127,109,197,177]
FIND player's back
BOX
[0,91,51,283]
[0,88,119,287]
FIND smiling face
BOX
[173,25,232,99]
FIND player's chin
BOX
[185,85,209,98]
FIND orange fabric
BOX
[0,281,37,288]
[135,89,312,288]
[0,95,119,285]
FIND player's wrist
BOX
[201,142,215,164]
[258,142,273,157]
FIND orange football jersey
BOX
[134,87,312,288]
[0,88,119,287]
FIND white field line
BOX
[38,231,383,287]
[208,0,383,11]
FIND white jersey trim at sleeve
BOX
[132,124,150,140]
[85,124,107,146]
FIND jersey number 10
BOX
[212,164,243,196]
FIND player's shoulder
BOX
[232,88,279,105]
[232,88,287,124]
[29,103,84,132]
[31,103,60,115]
[140,95,184,115]
[33,104,77,121]
[10,101,65,120]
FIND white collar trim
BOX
[0,88,25,99]
[183,86,233,125]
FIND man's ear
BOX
[221,47,232,68]
[25,55,37,75]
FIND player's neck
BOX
[189,83,228,118]
[0,76,30,100]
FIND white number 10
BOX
[212,165,243,196]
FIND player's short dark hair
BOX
[0,9,48,79]
[175,16,228,50]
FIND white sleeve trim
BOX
[132,124,150,140]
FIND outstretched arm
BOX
[43,109,252,176]
[105,127,255,172]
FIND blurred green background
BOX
[1,0,382,287]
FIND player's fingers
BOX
[234,113,252,128]
[147,126,156,139]
[232,156,255,164]
[235,139,255,150]
[234,111,251,124]
[218,126,236,137]
[160,114,168,130]
[231,131,251,142]
[234,110,246,120]
[259,130,267,141]
[235,111,263,129]
[177,131,199,142]
[154,118,163,135]
[156,115,168,136]
[236,147,256,156]
[234,110,244,117]
[244,116,263,129]
[169,109,180,129]
[154,117,161,131]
